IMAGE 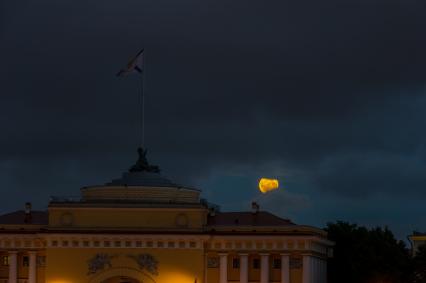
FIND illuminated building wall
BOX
[0,160,333,283]
[409,232,426,256]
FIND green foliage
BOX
[325,221,412,283]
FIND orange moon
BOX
[258,178,279,193]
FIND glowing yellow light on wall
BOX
[161,271,196,283]
[258,178,279,193]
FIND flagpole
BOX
[117,48,145,149]
[140,67,145,148]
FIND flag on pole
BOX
[116,48,144,77]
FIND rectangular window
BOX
[23,256,29,267]
[207,257,219,268]
[2,256,9,266]
[273,258,281,269]
[36,256,46,267]
[125,241,132,247]
[253,258,260,269]
[290,258,302,269]
[232,258,240,269]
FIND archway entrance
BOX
[101,276,140,283]
[89,267,155,283]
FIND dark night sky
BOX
[1,0,426,239]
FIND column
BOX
[219,253,228,283]
[28,251,37,283]
[321,259,327,283]
[302,254,311,283]
[316,258,320,283]
[312,257,321,283]
[260,253,269,283]
[281,254,290,283]
[239,254,248,283]
[319,259,324,283]
[204,254,208,283]
[323,260,327,283]
[8,251,18,283]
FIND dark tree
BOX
[326,221,411,283]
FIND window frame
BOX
[252,258,260,269]
[232,257,240,269]
[273,258,282,269]
[22,256,29,267]
[2,256,9,266]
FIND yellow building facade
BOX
[0,149,333,283]
[409,232,426,256]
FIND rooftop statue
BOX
[129,147,160,173]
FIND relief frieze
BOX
[87,253,159,276]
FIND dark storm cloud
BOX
[1,0,426,236]
[316,151,426,197]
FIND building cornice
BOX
[0,233,332,256]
